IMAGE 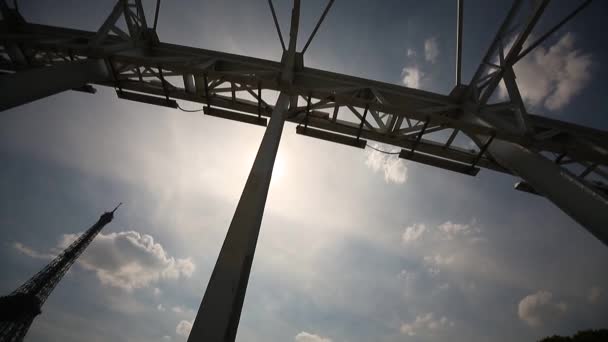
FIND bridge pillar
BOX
[0,59,108,111]
[187,93,290,342]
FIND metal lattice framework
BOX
[1,0,607,341]
[0,205,119,342]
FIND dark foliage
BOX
[539,329,608,342]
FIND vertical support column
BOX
[0,59,109,111]
[188,93,291,342]
[487,139,608,246]
[455,0,463,85]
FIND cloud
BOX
[518,290,567,327]
[365,144,407,184]
[170,305,195,316]
[424,254,455,267]
[588,286,601,304]
[438,283,450,290]
[294,332,332,342]
[56,230,195,290]
[424,37,439,63]
[499,33,591,111]
[398,269,419,294]
[13,242,54,259]
[175,320,192,337]
[397,269,428,300]
[400,312,454,336]
[400,38,437,89]
[423,254,454,276]
[401,66,424,89]
[437,221,481,240]
[427,267,440,277]
[402,224,426,242]
[398,269,415,281]
[157,304,166,312]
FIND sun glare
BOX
[273,154,286,183]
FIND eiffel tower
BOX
[0,204,121,342]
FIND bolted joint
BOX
[278,51,303,87]
[139,28,160,47]
[294,52,304,72]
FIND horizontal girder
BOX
[1,13,606,194]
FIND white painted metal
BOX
[188,1,300,340]
[187,93,290,342]
[487,139,608,246]
[0,1,607,340]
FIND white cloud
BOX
[499,33,591,111]
[588,286,601,304]
[427,267,440,277]
[518,290,567,327]
[170,305,195,316]
[398,269,420,295]
[365,144,407,184]
[57,230,195,290]
[400,312,454,336]
[402,224,426,242]
[424,37,439,63]
[398,269,415,281]
[401,38,438,89]
[157,304,166,312]
[423,254,454,276]
[437,221,480,240]
[294,332,332,342]
[424,254,455,266]
[13,242,54,259]
[401,66,424,89]
[175,320,192,337]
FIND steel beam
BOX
[0,59,109,111]
[455,0,463,85]
[487,138,608,247]
[5,23,606,163]
[296,125,366,148]
[1,0,605,249]
[514,0,593,65]
[187,93,290,342]
[188,1,300,340]
[399,149,479,176]
[301,0,334,54]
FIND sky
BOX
[1,1,608,342]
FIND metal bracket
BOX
[409,117,430,155]
[356,104,369,142]
[469,133,495,170]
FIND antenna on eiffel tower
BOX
[0,204,122,342]
[112,202,122,213]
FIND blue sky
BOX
[1,1,607,341]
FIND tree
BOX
[539,329,608,342]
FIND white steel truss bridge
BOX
[1,0,606,341]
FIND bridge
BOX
[1,0,606,341]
